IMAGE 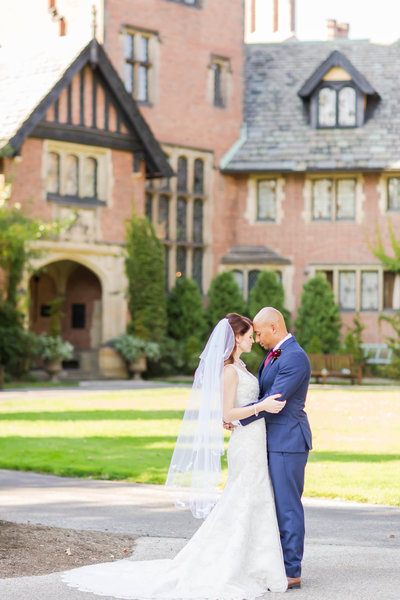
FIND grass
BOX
[2,381,79,389]
[0,388,399,505]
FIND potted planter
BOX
[113,334,160,380]
[38,334,74,381]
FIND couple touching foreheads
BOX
[63,307,312,599]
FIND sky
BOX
[296,0,400,42]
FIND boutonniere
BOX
[271,348,282,364]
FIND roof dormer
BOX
[298,50,380,129]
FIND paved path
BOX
[1,470,399,600]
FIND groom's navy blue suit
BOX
[241,336,312,578]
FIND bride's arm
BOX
[223,366,285,422]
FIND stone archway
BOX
[29,260,103,373]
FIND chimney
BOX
[246,0,296,43]
[327,19,349,40]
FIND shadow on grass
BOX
[0,410,184,421]
[309,451,400,463]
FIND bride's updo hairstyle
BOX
[224,313,253,365]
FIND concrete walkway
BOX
[1,469,399,600]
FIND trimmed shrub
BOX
[294,275,341,354]
[248,270,291,328]
[206,271,246,329]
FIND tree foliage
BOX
[167,277,207,342]
[206,271,246,329]
[125,215,167,342]
[368,221,400,272]
[294,275,342,354]
[248,270,291,328]
[0,302,39,376]
[341,314,366,367]
[379,311,400,379]
[0,194,61,307]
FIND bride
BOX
[62,313,288,598]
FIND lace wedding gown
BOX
[62,365,287,598]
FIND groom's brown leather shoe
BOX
[287,577,301,589]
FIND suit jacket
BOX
[241,336,312,452]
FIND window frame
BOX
[311,177,357,222]
[312,81,362,129]
[256,178,277,222]
[387,177,400,212]
[124,27,157,105]
[210,54,231,109]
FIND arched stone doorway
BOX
[29,260,102,373]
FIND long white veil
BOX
[165,318,235,519]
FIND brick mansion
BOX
[1,0,399,375]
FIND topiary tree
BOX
[167,277,207,342]
[125,215,167,342]
[206,271,246,329]
[248,270,291,328]
[294,274,341,354]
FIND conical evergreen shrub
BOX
[248,270,291,328]
[294,275,341,353]
[125,215,167,342]
[206,271,246,329]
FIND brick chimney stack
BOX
[327,19,349,40]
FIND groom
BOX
[241,307,312,589]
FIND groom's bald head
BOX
[253,307,288,350]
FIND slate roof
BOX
[222,39,400,173]
[221,245,291,265]
[0,38,172,178]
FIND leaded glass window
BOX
[46,152,60,194]
[213,63,223,107]
[124,32,151,102]
[193,199,203,243]
[338,87,356,126]
[312,179,332,220]
[318,88,336,127]
[176,246,187,278]
[339,271,356,310]
[248,270,261,293]
[233,270,244,294]
[83,157,97,198]
[177,197,187,241]
[65,154,79,196]
[192,248,203,292]
[158,194,170,240]
[361,271,379,310]
[336,179,356,220]
[145,192,153,221]
[177,156,188,192]
[257,180,276,221]
[388,177,400,210]
[194,159,204,194]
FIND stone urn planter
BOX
[43,358,63,382]
[129,355,147,380]
[113,334,160,382]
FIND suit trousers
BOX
[268,450,309,578]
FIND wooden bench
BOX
[308,354,361,385]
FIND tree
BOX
[369,221,400,378]
[167,277,207,342]
[0,302,39,378]
[294,275,341,354]
[342,314,366,367]
[0,193,61,307]
[369,220,400,272]
[125,215,167,342]
[206,271,246,328]
[248,270,291,328]
[379,312,400,379]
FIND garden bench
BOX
[308,354,361,384]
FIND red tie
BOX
[263,350,274,369]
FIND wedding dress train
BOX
[62,365,287,599]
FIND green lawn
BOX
[0,388,399,505]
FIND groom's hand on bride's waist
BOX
[223,421,237,430]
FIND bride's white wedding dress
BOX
[62,364,287,598]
